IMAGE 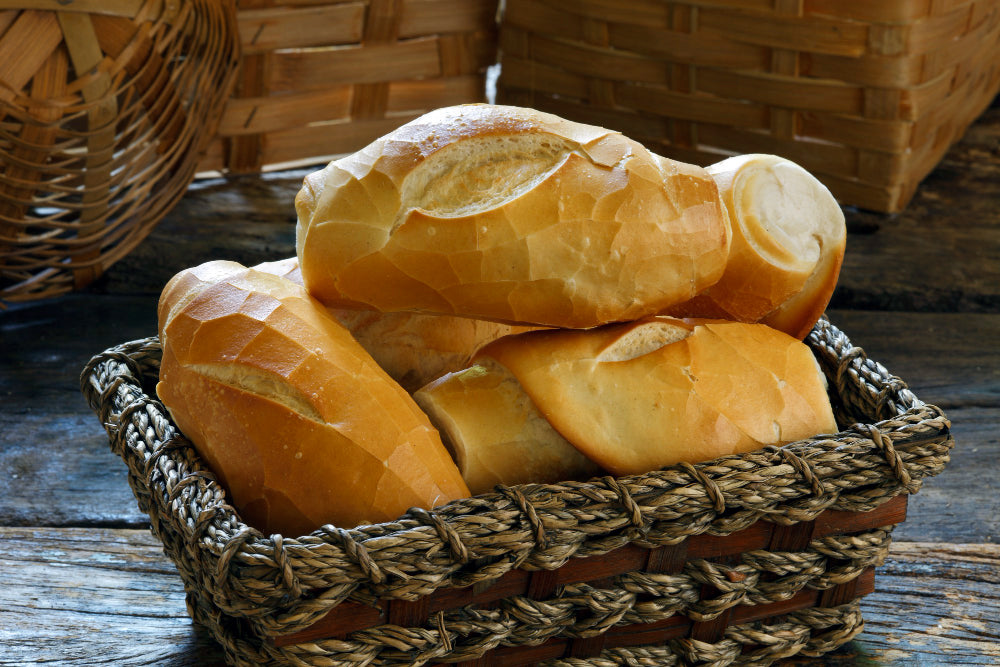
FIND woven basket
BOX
[495,0,1000,213]
[197,0,500,175]
[0,2,240,305]
[80,318,953,666]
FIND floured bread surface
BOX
[295,104,730,328]
[156,260,469,534]
[481,317,838,476]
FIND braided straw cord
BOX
[80,318,953,665]
[0,1,240,305]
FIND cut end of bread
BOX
[666,154,846,333]
[415,357,603,494]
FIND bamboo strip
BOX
[237,4,364,54]
[269,38,442,91]
[398,0,497,37]
[697,9,869,56]
[0,11,62,103]
[0,1,147,18]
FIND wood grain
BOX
[0,527,227,665]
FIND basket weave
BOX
[0,1,240,305]
[197,0,500,175]
[495,0,1000,213]
[80,318,953,666]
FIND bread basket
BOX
[495,0,1000,213]
[0,1,240,305]
[197,0,500,174]
[80,317,952,666]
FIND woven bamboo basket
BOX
[81,318,953,666]
[197,0,500,175]
[0,2,240,305]
[496,0,1000,213]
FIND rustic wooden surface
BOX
[1,96,998,664]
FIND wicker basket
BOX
[197,0,500,175]
[495,0,1000,213]
[80,318,953,666]
[0,2,240,305]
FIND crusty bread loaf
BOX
[417,317,838,478]
[253,257,544,392]
[156,260,469,535]
[414,357,604,494]
[665,154,846,339]
[295,103,731,329]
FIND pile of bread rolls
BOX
[156,104,846,536]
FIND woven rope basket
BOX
[496,0,1000,213]
[81,318,953,666]
[0,1,240,305]
[197,0,500,175]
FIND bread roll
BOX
[295,104,731,329]
[414,358,604,494]
[156,260,469,535]
[417,317,838,478]
[252,257,544,392]
[665,154,846,339]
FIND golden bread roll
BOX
[666,154,846,339]
[417,317,838,478]
[414,357,604,494]
[295,103,731,329]
[156,260,469,535]
[253,257,544,392]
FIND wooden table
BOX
[2,98,999,665]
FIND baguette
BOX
[665,154,846,338]
[253,257,544,392]
[295,104,731,329]
[416,317,838,478]
[156,260,469,535]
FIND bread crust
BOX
[295,104,731,328]
[476,317,839,476]
[252,257,544,392]
[414,358,604,494]
[666,154,846,338]
[156,260,469,534]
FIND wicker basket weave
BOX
[0,2,240,305]
[495,0,1000,213]
[197,0,500,175]
[80,318,952,666]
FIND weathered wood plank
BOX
[1,294,155,528]
[0,527,227,665]
[830,101,1000,313]
[88,171,302,297]
[0,528,996,665]
[824,309,1000,543]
